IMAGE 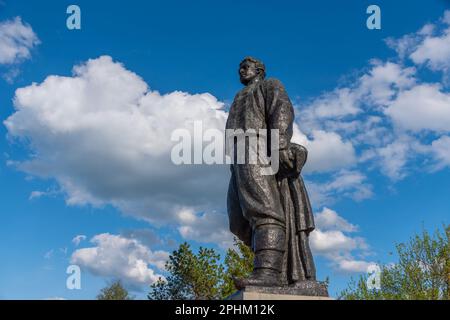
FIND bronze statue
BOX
[225,57,327,296]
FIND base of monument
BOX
[227,280,330,300]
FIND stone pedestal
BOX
[228,280,331,300]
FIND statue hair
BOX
[240,56,266,79]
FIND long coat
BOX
[226,78,316,283]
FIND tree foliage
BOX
[339,224,449,300]
[97,280,134,300]
[148,239,254,300]
[148,242,225,300]
[221,239,254,297]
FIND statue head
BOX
[239,56,266,86]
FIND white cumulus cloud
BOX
[430,135,450,170]
[306,170,373,206]
[292,127,357,173]
[385,84,450,132]
[0,17,39,64]
[4,56,229,231]
[72,235,87,246]
[314,207,358,232]
[0,16,39,82]
[309,207,374,273]
[71,233,168,289]
[176,208,234,249]
[409,11,450,73]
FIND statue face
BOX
[239,60,260,85]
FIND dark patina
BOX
[225,57,328,296]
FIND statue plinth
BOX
[228,280,330,300]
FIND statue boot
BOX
[234,224,285,289]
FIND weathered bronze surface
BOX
[225,57,328,296]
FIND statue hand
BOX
[279,149,294,172]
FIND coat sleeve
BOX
[263,78,294,150]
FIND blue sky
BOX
[0,0,449,299]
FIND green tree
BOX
[339,224,449,300]
[148,239,254,300]
[148,242,225,300]
[97,280,134,300]
[221,238,254,298]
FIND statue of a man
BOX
[226,57,319,290]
